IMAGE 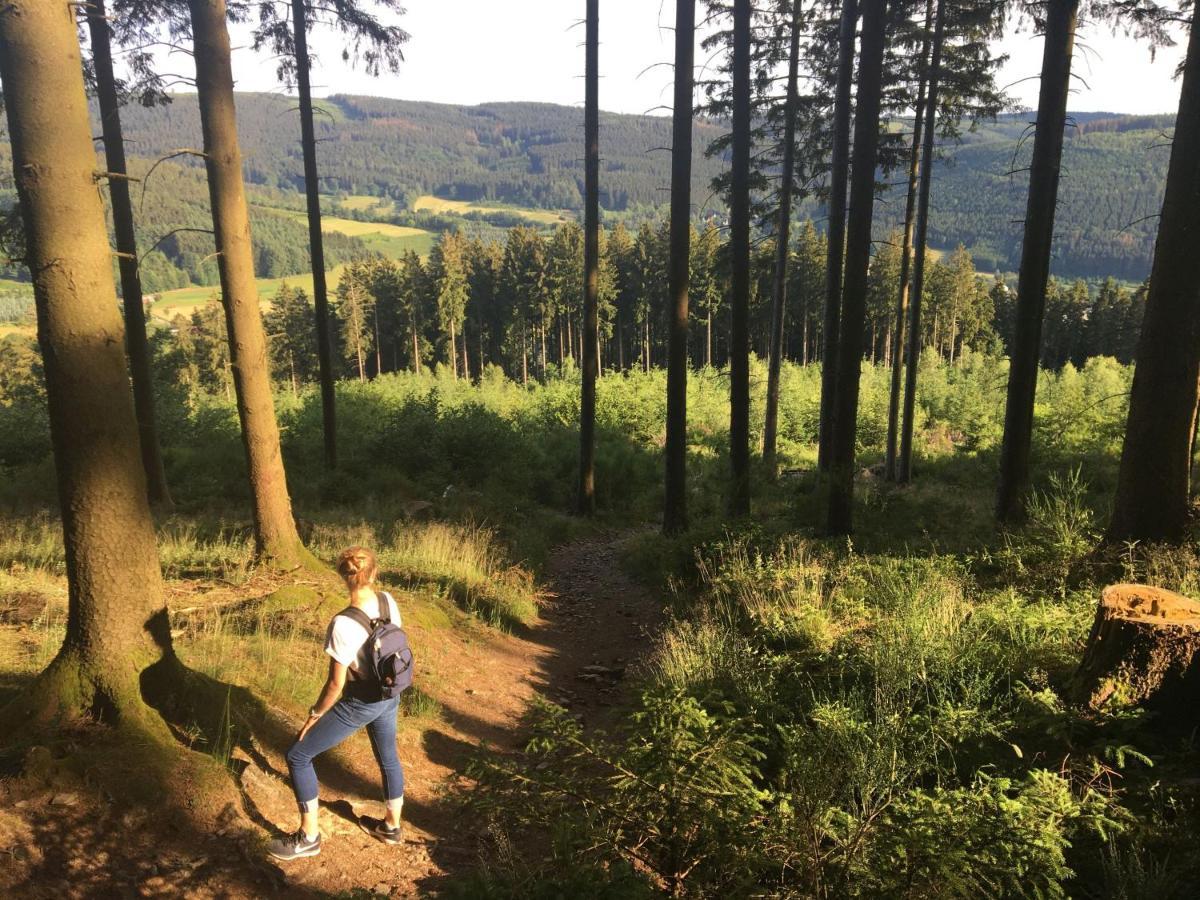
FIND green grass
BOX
[410,194,571,226]
[148,214,436,321]
[331,194,396,215]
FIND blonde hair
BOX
[336,546,378,590]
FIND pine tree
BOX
[1107,1,1200,544]
[995,0,1080,522]
[664,0,696,534]
[188,0,315,567]
[251,0,408,468]
[84,0,173,509]
[827,0,889,535]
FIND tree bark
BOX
[1074,584,1200,726]
[0,0,169,723]
[663,0,695,534]
[885,0,932,482]
[818,0,859,471]
[290,0,337,469]
[899,0,947,484]
[1107,7,1200,544]
[449,317,458,379]
[728,0,753,518]
[190,0,314,568]
[995,0,1079,522]
[86,0,173,511]
[826,0,888,535]
[579,0,601,517]
[763,0,803,482]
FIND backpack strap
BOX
[339,606,374,633]
[373,590,392,625]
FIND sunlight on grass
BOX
[383,522,540,631]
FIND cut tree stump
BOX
[1075,584,1200,723]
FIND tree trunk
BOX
[1107,8,1200,544]
[462,325,470,381]
[826,0,887,535]
[412,322,422,374]
[663,0,695,534]
[579,0,601,518]
[1074,585,1200,726]
[86,0,173,510]
[374,304,382,376]
[763,0,803,482]
[818,0,859,471]
[522,321,529,386]
[899,0,946,484]
[190,0,313,568]
[707,311,713,367]
[0,0,170,726]
[449,317,458,379]
[996,0,1079,522]
[885,27,930,482]
[728,0,753,518]
[291,0,337,469]
[540,321,548,381]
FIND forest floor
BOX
[0,529,664,898]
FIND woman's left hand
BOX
[297,714,320,742]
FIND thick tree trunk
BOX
[291,0,337,469]
[190,0,314,568]
[1075,585,1200,726]
[818,0,859,471]
[899,0,946,484]
[885,0,932,481]
[0,0,169,724]
[663,0,695,534]
[728,0,753,517]
[763,0,803,482]
[86,0,173,511]
[827,0,887,535]
[996,0,1079,522]
[1107,9,1200,544]
[579,0,601,517]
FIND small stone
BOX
[50,792,78,807]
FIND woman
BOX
[268,546,406,861]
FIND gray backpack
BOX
[339,593,414,700]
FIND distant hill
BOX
[0,95,1174,287]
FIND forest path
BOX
[0,530,666,898]
[239,528,665,897]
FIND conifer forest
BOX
[5,0,1200,896]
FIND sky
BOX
[211,1,1189,117]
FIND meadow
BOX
[147,213,437,321]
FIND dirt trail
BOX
[0,530,664,898]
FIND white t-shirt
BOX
[324,591,403,677]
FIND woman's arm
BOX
[297,658,348,741]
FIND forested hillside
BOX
[102,94,1173,280]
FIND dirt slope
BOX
[0,531,663,898]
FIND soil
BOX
[0,530,664,898]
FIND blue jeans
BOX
[285,694,404,814]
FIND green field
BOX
[332,194,395,215]
[150,267,348,321]
[411,194,571,226]
[150,215,436,321]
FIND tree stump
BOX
[1075,584,1200,722]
